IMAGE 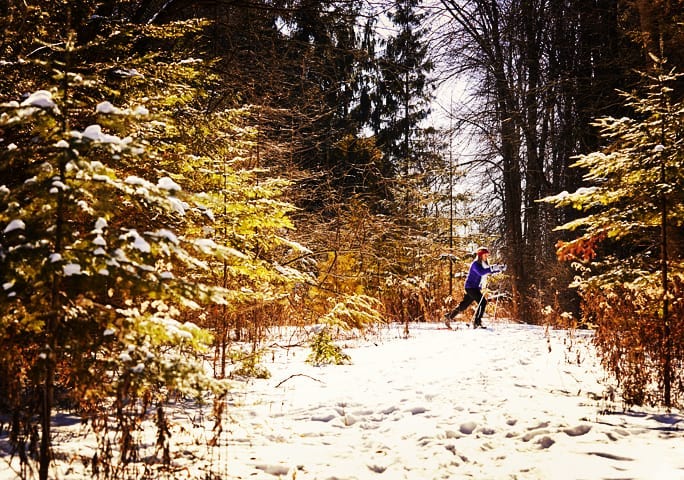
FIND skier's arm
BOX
[470,261,493,276]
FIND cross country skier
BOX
[444,247,506,329]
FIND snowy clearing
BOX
[1,321,682,479]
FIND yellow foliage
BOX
[319,294,385,331]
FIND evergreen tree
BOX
[0,2,306,477]
[0,45,231,479]
[544,60,684,406]
[373,0,435,189]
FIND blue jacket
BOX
[464,260,494,290]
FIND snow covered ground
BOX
[2,320,683,479]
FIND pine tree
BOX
[544,58,684,407]
[373,0,435,185]
[0,2,311,474]
[0,42,237,479]
[181,107,309,357]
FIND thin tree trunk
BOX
[39,354,53,480]
[657,139,671,406]
[661,159,670,407]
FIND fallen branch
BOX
[275,374,324,388]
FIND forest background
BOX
[0,1,683,479]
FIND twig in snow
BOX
[275,374,324,388]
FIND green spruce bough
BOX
[0,70,231,477]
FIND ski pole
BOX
[492,290,500,322]
[472,292,486,325]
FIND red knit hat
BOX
[476,247,489,256]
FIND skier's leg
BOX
[445,292,475,328]
[447,292,475,319]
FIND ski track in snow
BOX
[1,321,682,479]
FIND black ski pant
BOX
[447,288,487,326]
